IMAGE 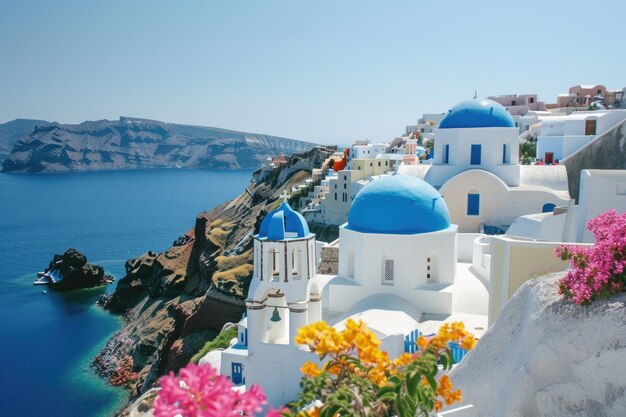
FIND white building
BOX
[213,168,626,408]
[399,98,570,232]
[216,176,492,406]
[507,169,626,243]
[348,141,388,164]
[535,110,626,162]
[305,158,392,225]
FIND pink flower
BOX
[556,210,626,305]
[153,363,267,417]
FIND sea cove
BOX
[0,169,252,417]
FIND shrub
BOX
[556,210,626,305]
[153,362,273,417]
[156,320,477,417]
[190,326,239,364]
[285,319,476,417]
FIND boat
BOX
[33,269,62,285]
[33,272,51,285]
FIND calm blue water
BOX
[0,169,253,417]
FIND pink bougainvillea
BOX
[556,210,626,305]
[153,363,267,417]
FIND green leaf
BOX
[377,391,396,402]
[388,375,402,386]
[396,396,408,417]
[440,353,449,370]
[406,371,420,397]
[425,374,437,390]
[320,403,341,417]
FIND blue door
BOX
[542,203,556,213]
[232,362,243,385]
[467,194,480,216]
[471,144,481,165]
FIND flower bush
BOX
[153,363,269,417]
[556,210,626,305]
[286,319,476,417]
[153,320,476,417]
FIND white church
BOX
[399,98,570,233]
[205,98,626,408]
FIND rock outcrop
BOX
[450,273,626,417]
[2,116,316,173]
[94,147,334,413]
[42,248,114,291]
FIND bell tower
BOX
[246,202,318,349]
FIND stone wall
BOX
[564,121,626,201]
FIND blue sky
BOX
[1,0,624,146]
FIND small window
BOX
[334,192,337,200]
[597,89,602,95]
[270,249,280,279]
[542,203,556,213]
[467,193,480,216]
[343,183,346,189]
[378,161,381,167]
[470,144,481,165]
[444,144,450,164]
[292,249,298,275]
[382,258,394,285]
[530,97,535,104]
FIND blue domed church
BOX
[216,175,465,407]
[328,175,458,318]
[399,98,570,233]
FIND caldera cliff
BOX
[2,117,316,173]
[93,146,335,413]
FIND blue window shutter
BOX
[471,144,481,165]
[444,144,449,164]
[467,193,480,215]
[542,203,556,213]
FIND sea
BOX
[0,169,254,417]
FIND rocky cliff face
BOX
[2,117,316,173]
[0,118,51,161]
[450,273,626,417]
[93,147,334,412]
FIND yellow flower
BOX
[393,353,413,366]
[460,334,477,350]
[300,361,322,377]
[295,321,329,346]
[417,335,429,350]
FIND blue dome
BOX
[258,201,310,240]
[439,98,515,129]
[347,175,450,235]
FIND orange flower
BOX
[300,361,322,377]
[393,353,413,366]
[435,400,443,412]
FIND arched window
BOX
[269,249,280,281]
[467,192,480,216]
[542,203,556,213]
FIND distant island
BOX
[0,117,317,173]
